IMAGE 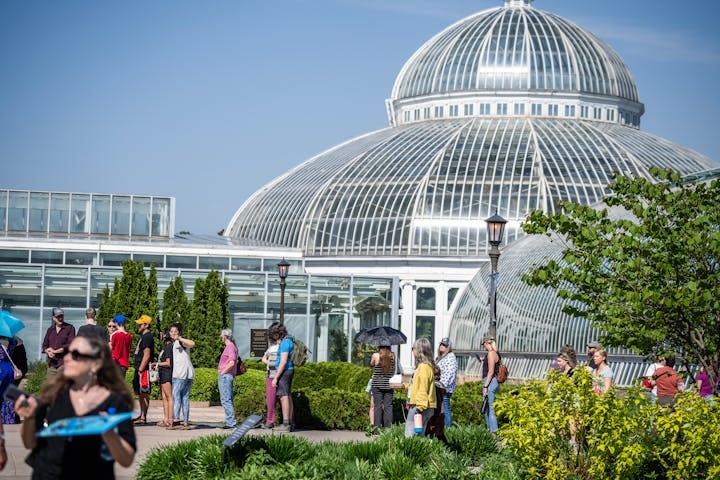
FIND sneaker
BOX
[274,423,290,432]
[222,425,236,430]
[262,423,274,429]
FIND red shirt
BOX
[654,366,681,397]
[111,331,133,368]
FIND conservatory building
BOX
[225,0,719,376]
[4,1,719,382]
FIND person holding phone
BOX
[14,335,136,478]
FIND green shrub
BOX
[137,425,514,480]
[494,368,720,480]
[24,361,47,395]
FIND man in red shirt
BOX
[652,355,684,407]
[110,314,132,377]
[41,307,75,378]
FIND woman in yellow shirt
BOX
[405,338,437,437]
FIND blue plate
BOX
[37,412,133,437]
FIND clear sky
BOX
[2,0,719,234]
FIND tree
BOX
[522,168,720,392]
[184,271,230,368]
[161,276,190,333]
[98,260,157,326]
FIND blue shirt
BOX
[274,337,294,371]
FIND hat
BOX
[440,337,451,346]
[220,328,233,338]
[482,335,495,343]
[113,314,127,325]
[587,341,601,349]
[52,307,64,317]
[135,314,152,325]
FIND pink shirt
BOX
[218,341,238,376]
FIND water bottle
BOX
[413,412,423,434]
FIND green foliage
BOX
[137,425,514,480]
[495,368,720,479]
[328,329,348,361]
[24,361,48,394]
[159,275,190,353]
[522,168,720,390]
[184,271,230,368]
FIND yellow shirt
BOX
[409,362,437,412]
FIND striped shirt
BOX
[372,356,395,390]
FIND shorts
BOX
[276,368,294,397]
[133,369,151,394]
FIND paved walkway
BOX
[0,401,368,479]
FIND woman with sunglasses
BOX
[15,335,136,479]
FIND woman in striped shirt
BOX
[370,344,395,432]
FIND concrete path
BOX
[0,401,369,479]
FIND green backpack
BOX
[289,336,309,366]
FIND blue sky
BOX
[2,0,719,234]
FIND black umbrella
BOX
[354,326,407,346]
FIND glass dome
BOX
[226,1,718,258]
[391,0,639,104]
[226,118,715,257]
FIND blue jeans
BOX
[404,405,434,438]
[484,377,499,433]
[218,373,236,427]
[172,377,193,425]
[442,392,453,427]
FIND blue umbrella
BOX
[0,310,25,338]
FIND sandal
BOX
[182,424,191,430]
[132,417,147,425]
[156,421,169,427]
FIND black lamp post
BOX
[277,258,290,325]
[485,212,507,339]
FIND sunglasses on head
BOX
[67,349,100,361]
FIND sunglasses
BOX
[67,349,100,361]
[107,324,117,329]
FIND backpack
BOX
[496,359,509,383]
[289,336,309,366]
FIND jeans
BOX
[172,377,193,424]
[442,392,453,427]
[484,377,499,433]
[404,405,434,438]
[265,376,277,424]
[218,373,236,427]
[371,388,393,428]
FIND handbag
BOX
[2,344,23,381]
[149,352,161,383]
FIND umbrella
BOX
[0,310,25,338]
[354,326,407,346]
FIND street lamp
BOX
[485,212,507,339]
[277,258,290,325]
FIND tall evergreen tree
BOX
[184,271,230,368]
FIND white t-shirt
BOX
[644,362,662,395]
[172,340,195,380]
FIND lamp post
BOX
[485,212,507,339]
[277,258,290,325]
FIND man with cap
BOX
[586,341,601,370]
[217,329,239,429]
[435,337,458,427]
[41,307,76,378]
[132,314,154,424]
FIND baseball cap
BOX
[440,337,451,346]
[52,307,65,317]
[220,328,233,338]
[482,335,495,343]
[135,314,152,325]
[587,341,601,349]
[113,314,127,325]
